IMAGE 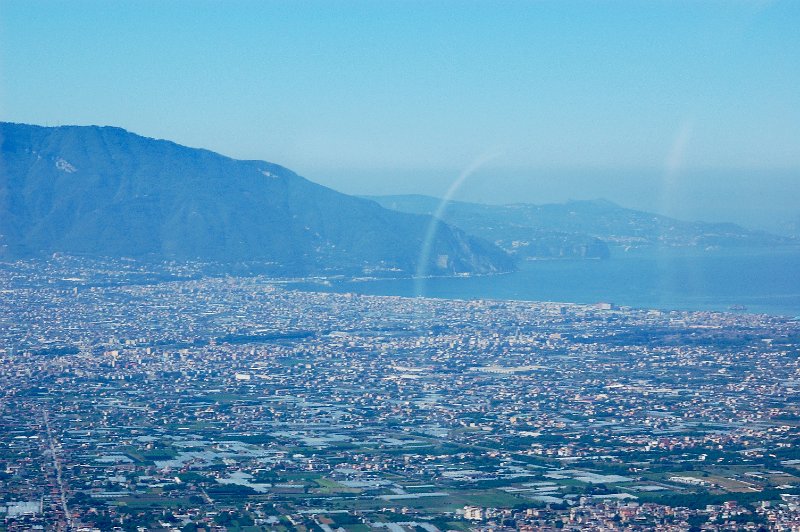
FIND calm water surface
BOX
[291,247,800,317]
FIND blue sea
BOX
[292,247,800,317]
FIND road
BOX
[43,408,73,531]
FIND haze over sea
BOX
[293,247,800,318]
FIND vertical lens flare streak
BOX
[414,150,504,298]
[657,120,694,302]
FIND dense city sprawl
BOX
[2,258,800,531]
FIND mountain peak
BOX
[0,123,514,276]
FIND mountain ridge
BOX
[367,194,793,259]
[0,122,514,276]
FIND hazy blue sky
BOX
[1,1,798,228]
